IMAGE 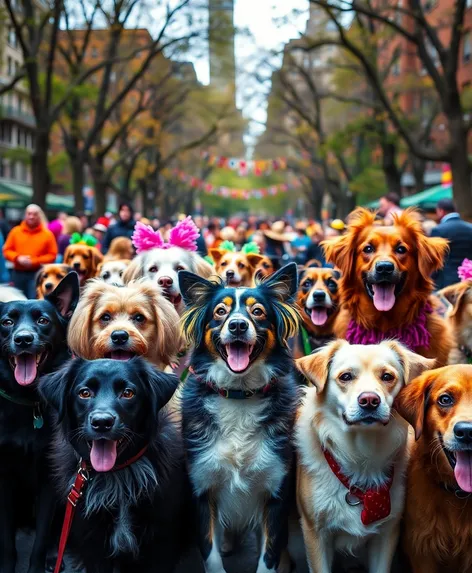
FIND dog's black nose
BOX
[228,319,248,334]
[90,413,116,432]
[358,392,381,410]
[111,330,129,345]
[44,282,53,290]
[14,331,34,346]
[312,290,326,303]
[226,270,235,279]
[375,261,395,275]
[73,262,81,270]
[454,422,472,444]
[158,276,173,288]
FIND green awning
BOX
[0,181,74,211]
[363,184,452,210]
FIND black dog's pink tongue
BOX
[226,343,250,372]
[372,284,396,311]
[311,308,328,326]
[90,440,117,472]
[110,350,134,361]
[14,354,38,386]
[454,450,472,492]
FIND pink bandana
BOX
[458,259,472,282]
[132,216,200,254]
[346,303,433,352]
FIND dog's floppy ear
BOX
[39,359,81,422]
[261,262,298,299]
[321,235,352,276]
[45,271,80,319]
[296,340,345,392]
[178,270,221,307]
[385,341,436,384]
[394,369,437,440]
[246,253,264,268]
[89,247,103,270]
[190,253,214,279]
[209,248,224,264]
[35,267,44,288]
[122,255,144,283]
[438,281,471,317]
[139,360,179,412]
[417,235,449,282]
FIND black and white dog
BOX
[39,357,188,573]
[0,272,79,573]
[178,263,300,573]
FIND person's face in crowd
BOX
[80,215,89,229]
[134,212,142,221]
[58,211,68,222]
[235,227,246,243]
[325,227,341,238]
[378,197,391,217]
[152,218,160,230]
[119,205,132,223]
[25,206,41,228]
[436,207,447,221]
[93,229,105,241]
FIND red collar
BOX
[188,366,276,399]
[323,448,394,526]
[53,445,148,573]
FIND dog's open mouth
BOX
[342,413,389,427]
[307,306,333,326]
[162,290,182,308]
[9,352,47,386]
[439,433,472,493]
[106,350,136,361]
[88,438,125,472]
[364,275,406,312]
[222,341,255,373]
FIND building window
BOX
[8,27,17,48]
[392,60,400,76]
[91,47,98,58]
[7,56,13,76]
[17,96,22,112]
[467,0,472,9]
[17,127,21,145]
[464,32,472,64]
[20,162,27,181]
[10,161,16,179]
[0,157,5,178]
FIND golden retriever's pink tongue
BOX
[14,354,38,386]
[90,440,117,472]
[454,451,472,492]
[372,284,396,311]
[311,308,328,326]
[226,343,250,372]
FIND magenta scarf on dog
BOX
[346,303,433,352]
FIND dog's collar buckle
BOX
[345,490,361,506]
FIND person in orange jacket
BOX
[3,204,57,298]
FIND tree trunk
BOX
[72,156,85,212]
[309,178,323,220]
[381,142,402,196]
[90,158,107,216]
[31,131,50,208]
[410,155,426,194]
[449,121,472,219]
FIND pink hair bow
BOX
[132,216,200,254]
[458,258,472,282]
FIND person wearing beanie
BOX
[102,202,136,254]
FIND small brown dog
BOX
[105,237,134,261]
[255,255,275,280]
[35,264,73,298]
[395,365,472,573]
[438,281,472,364]
[209,248,264,287]
[68,279,181,369]
[63,244,103,286]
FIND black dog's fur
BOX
[40,357,188,573]
[0,272,79,573]
[178,263,300,572]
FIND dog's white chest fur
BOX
[190,398,285,530]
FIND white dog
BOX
[0,285,27,302]
[97,259,130,287]
[295,340,434,573]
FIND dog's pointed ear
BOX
[261,262,298,299]
[178,270,220,307]
[39,359,80,422]
[296,340,345,392]
[438,281,471,317]
[45,271,80,319]
[246,253,264,267]
[140,361,179,412]
[394,369,437,440]
[209,248,224,264]
[385,341,436,384]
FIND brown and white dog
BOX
[209,248,264,287]
[96,259,130,287]
[395,365,472,573]
[438,280,472,364]
[35,263,73,298]
[67,279,181,369]
[63,244,103,287]
[296,340,434,573]
[255,255,275,280]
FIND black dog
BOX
[178,263,300,573]
[0,272,79,573]
[39,357,188,573]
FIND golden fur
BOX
[35,264,72,298]
[255,256,275,279]
[209,249,264,287]
[395,365,472,573]
[322,207,452,365]
[105,237,134,261]
[438,281,472,364]
[63,244,103,286]
[68,279,181,369]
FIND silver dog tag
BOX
[345,491,361,506]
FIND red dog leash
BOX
[53,446,148,573]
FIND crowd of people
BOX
[1,191,472,298]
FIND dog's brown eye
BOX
[238,263,245,269]
[2,319,13,327]
[363,245,374,254]
[215,306,227,317]
[78,388,92,399]
[438,393,454,407]
[103,272,110,280]
[220,262,227,267]
[395,245,407,254]
[252,306,265,317]
[101,313,111,322]
[149,266,158,273]
[339,372,353,382]
[381,372,394,382]
[37,317,49,325]
[133,314,145,323]
[176,265,185,271]
[121,388,135,399]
